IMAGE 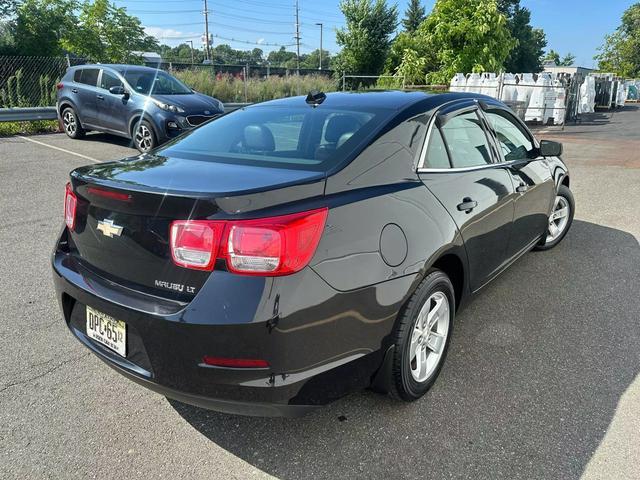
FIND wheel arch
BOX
[128,113,161,141]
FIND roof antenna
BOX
[306,90,326,107]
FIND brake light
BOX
[169,208,328,275]
[202,356,269,368]
[56,82,64,90]
[170,221,225,270]
[87,186,131,202]
[64,182,77,231]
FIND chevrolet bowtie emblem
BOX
[97,219,124,238]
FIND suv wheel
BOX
[535,184,575,251]
[133,120,156,153]
[390,269,455,401]
[61,107,85,139]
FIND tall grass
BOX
[172,71,338,103]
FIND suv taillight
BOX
[64,182,77,231]
[169,208,328,276]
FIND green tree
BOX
[543,49,576,67]
[299,49,332,70]
[333,0,398,80]
[595,2,640,77]
[402,0,426,33]
[266,46,297,67]
[390,0,515,85]
[61,0,158,62]
[12,0,77,56]
[497,0,546,72]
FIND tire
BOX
[61,107,85,139]
[132,119,157,153]
[390,269,455,401]
[534,184,575,251]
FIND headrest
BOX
[325,115,358,143]
[243,125,275,152]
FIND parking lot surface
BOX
[1,109,639,479]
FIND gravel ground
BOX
[0,108,639,480]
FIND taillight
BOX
[202,356,269,368]
[64,182,77,231]
[170,220,225,270]
[169,208,328,276]
[87,186,132,202]
[56,82,64,90]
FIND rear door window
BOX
[440,111,493,168]
[77,68,99,87]
[423,127,451,169]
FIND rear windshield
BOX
[156,105,391,171]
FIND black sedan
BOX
[52,91,574,416]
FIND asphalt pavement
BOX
[1,109,639,480]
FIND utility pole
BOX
[187,40,195,64]
[294,0,300,74]
[315,23,323,70]
[203,0,211,62]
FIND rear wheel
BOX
[535,184,574,251]
[61,107,85,139]
[390,270,455,401]
[133,120,156,153]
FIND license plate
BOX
[86,306,126,357]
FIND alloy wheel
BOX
[63,111,76,136]
[546,195,570,243]
[409,291,450,383]
[135,124,153,151]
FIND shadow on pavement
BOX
[82,131,136,149]
[170,220,640,479]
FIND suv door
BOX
[74,68,100,126]
[97,69,129,134]
[482,108,555,258]
[417,103,516,292]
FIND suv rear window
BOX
[157,105,391,172]
[74,68,99,87]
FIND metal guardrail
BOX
[0,103,251,123]
[0,107,58,122]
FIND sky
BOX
[115,0,636,68]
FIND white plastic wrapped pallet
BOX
[481,73,499,98]
[525,73,554,123]
[552,78,567,125]
[450,73,467,92]
[516,73,536,110]
[501,73,518,102]
[578,76,596,114]
[466,73,482,93]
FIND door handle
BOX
[516,183,528,193]
[71,88,78,93]
[96,94,104,100]
[457,197,478,213]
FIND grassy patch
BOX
[172,71,338,103]
[0,120,59,136]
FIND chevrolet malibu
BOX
[52,91,574,416]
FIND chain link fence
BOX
[0,55,337,108]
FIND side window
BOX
[100,71,122,90]
[440,111,493,168]
[73,69,82,82]
[424,127,451,169]
[485,110,534,161]
[77,68,99,87]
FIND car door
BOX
[97,69,129,134]
[74,68,100,126]
[482,108,555,259]
[417,103,516,292]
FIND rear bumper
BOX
[52,237,400,416]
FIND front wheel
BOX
[133,120,156,153]
[390,270,455,401]
[535,184,575,251]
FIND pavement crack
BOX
[0,352,90,393]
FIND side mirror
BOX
[109,85,129,99]
[539,140,562,157]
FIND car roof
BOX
[70,64,162,73]
[251,90,500,111]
